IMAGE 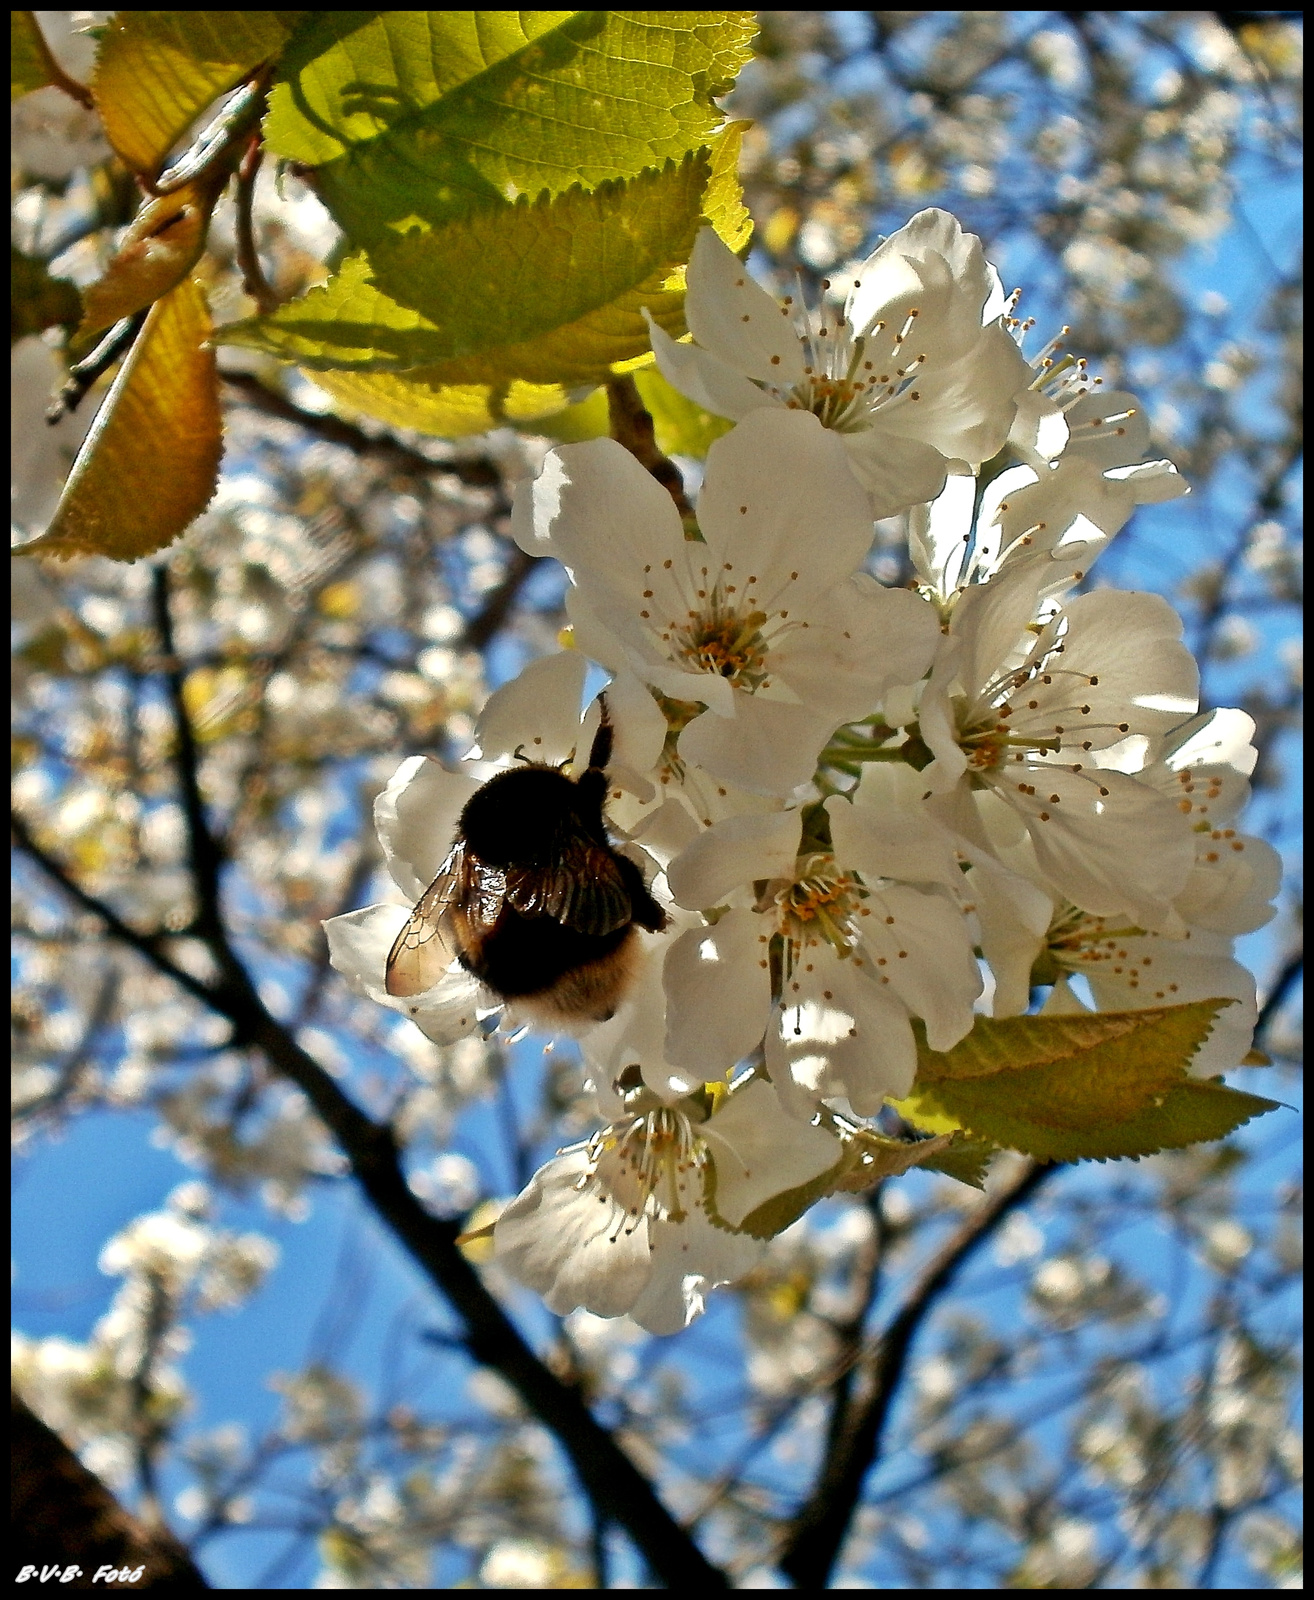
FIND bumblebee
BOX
[385,705,666,1028]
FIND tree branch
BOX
[12,1390,209,1589]
[460,546,536,650]
[150,567,225,934]
[606,375,694,520]
[218,371,502,487]
[11,831,727,1586]
[780,1160,1054,1586]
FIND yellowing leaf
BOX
[79,171,227,336]
[913,1007,1171,1084]
[93,11,301,176]
[892,1000,1281,1162]
[264,10,756,245]
[20,279,222,562]
[699,118,753,254]
[220,152,712,385]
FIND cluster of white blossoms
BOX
[327,211,1278,1336]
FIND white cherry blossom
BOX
[646,213,1032,517]
[914,565,1200,928]
[910,388,1188,610]
[514,407,940,797]
[493,1073,841,1335]
[969,709,1278,1074]
[661,804,981,1118]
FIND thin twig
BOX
[150,566,225,933]
[461,547,536,649]
[1255,950,1302,1041]
[233,137,279,314]
[46,311,148,423]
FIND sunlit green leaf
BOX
[220,152,713,386]
[92,11,302,175]
[18,278,222,561]
[518,386,612,443]
[633,366,733,458]
[305,369,584,440]
[265,10,756,244]
[12,11,61,100]
[891,1000,1281,1161]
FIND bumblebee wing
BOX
[385,844,469,998]
[505,836,633,936]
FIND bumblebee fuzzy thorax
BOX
[458,764,604,867]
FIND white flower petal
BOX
[836,426,951,522]
[1062,390,1151,470]
[373,757,479,901]
[563,589,628,674]
[517,435,682,578]
[770,578,940,723]
[827,770,962,890]
[1176,834,1282,936]
[684,227,807,384]
[473,652,586,767]
[774,955,918,1114]
[910,470,977,596]
[667,810,801,910]
[663,908,772,1076]
[967,862,1055,1017]
[701,1078,841,1228]
[628,1206,764,1335]
[1082,942,1256,1078]
[698,409,876,602]
[603,668,669,784]
[857,884,982,1052]
[1011,591,1199,747]
[324,904,483,1043]
[1009,388,1070,463]
[1002,764,1195,926]
[645,315,779,420]
[677,695,835,798]
[494,1149,654,1319]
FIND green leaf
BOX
[79,170,227,336]
[633,366,733,458]
[11,249,81,344]
[220,151,713,386]
[12,11,59,100]
[830,1131,960,1194]
[17,278,223,561]
[264,10,756,245]
[891,1000,1282,1162]
[712,1151,854,1241]
[518,386,612,443]
[916,1136,998,1191]
[92,11,302,175]
[305,369,587,439]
